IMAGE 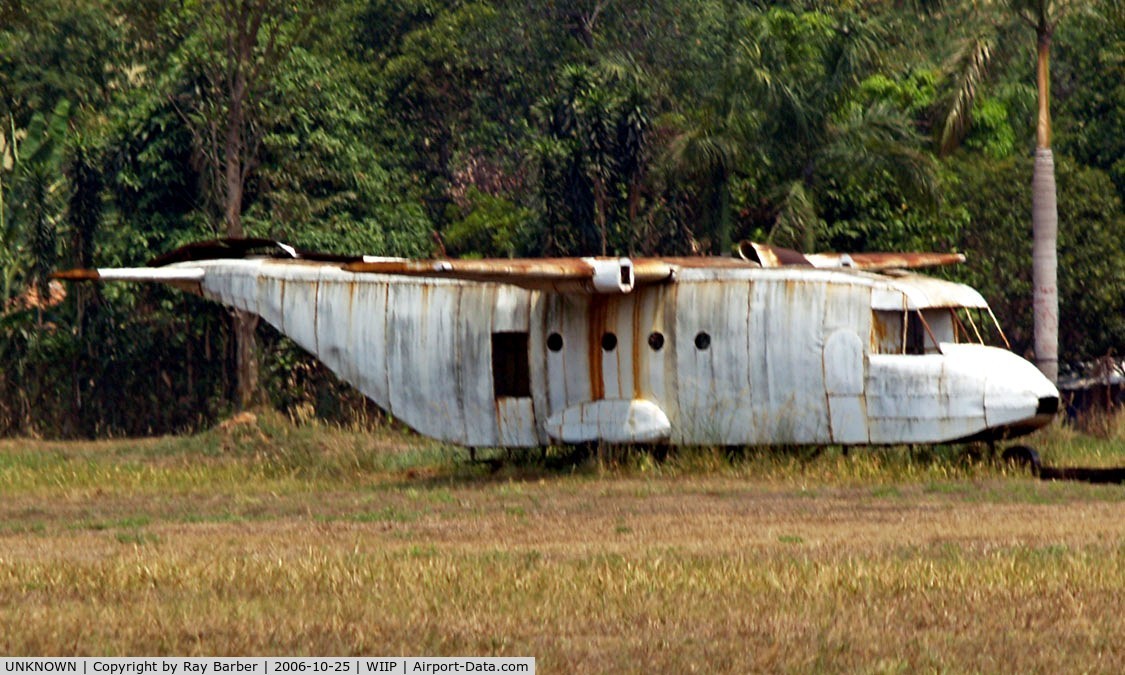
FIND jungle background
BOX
[0,0,1121,438]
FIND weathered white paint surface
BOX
[100,257,1057,448]
[824,329,869,444]
[545,399,671,443]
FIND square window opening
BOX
[492,332,531,398]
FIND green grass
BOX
[0,410,1123,668]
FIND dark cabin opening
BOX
[492,332,531,398]
[906,311,926,355]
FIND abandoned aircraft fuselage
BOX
[69,244,1059,448]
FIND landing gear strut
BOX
[1001,445,1042,476]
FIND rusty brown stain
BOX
[347,257,674,292]
[588,296,606,400]
[871,311,888,353]
[50,268,101,281]
[349,258,602,275]
[741,242,965,271]
[634,257,756,271]
[738,242,810,267]
[782,277,799,303]
[836,252,966,270]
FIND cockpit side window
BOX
[873,303,1010,355]
[952,307,1010,348]
[873,309,963,354]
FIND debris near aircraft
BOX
[54,238,1063,457]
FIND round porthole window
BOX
[648,332,665,351]
[694,331,711,350]
[547,332,564,352]
[601,332,618,351]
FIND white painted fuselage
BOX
[159,257,1059,447]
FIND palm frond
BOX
[820,103,939,207]
[938,31,995,155]
[666,127,738,179]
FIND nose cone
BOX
[983,350,1060,436]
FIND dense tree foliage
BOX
[0,0,1120,436]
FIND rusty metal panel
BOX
[808,251,966,270]
[828,396,869,444]
[738,241,965,270]
[601,296,634,401]
[632,285,677,422]
[65,248,1067,448]
[878,274,988,309]
[349,281,392,409]
[496,397,537,446]
[823,328,869,444]
[673,279,753,444]
[345,256,670,294]
[526,294,552,444]
[251,272,282,327]
[871,287,906,311]
[540,294,570,415]
[824,330,865,396]
[203,263,242,310]
[867,355,950,420]
[871,309,904,354]
[867,354,984,443]
[313,276,392,411]
[232,261,269,313]
[492,284,531,331]
[542,293,594,412]
[63,266,205,282]
[456,286,500,447]
[866,344,1055,444]
[491,285,537,445]
[314,277,359,390]
[385,281,467,443]
[281,274,318,354]
[822,281,871,340]
[821,284,871,444]
[745,278,830,444]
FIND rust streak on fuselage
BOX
[871,311,888,353]
[589,296,607,400]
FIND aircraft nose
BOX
[984,357,1060,431]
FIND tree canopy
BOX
[0,0,1121,436]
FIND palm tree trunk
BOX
[1031,27,1058,383]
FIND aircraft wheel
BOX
[1002,445,1042,476]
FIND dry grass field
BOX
[1,411,1124,672]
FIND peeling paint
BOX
[56,244,1059,448]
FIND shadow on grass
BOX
[394,440,1016,490]
[115,408,1112,490]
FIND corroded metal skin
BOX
[69,250,1059,447]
